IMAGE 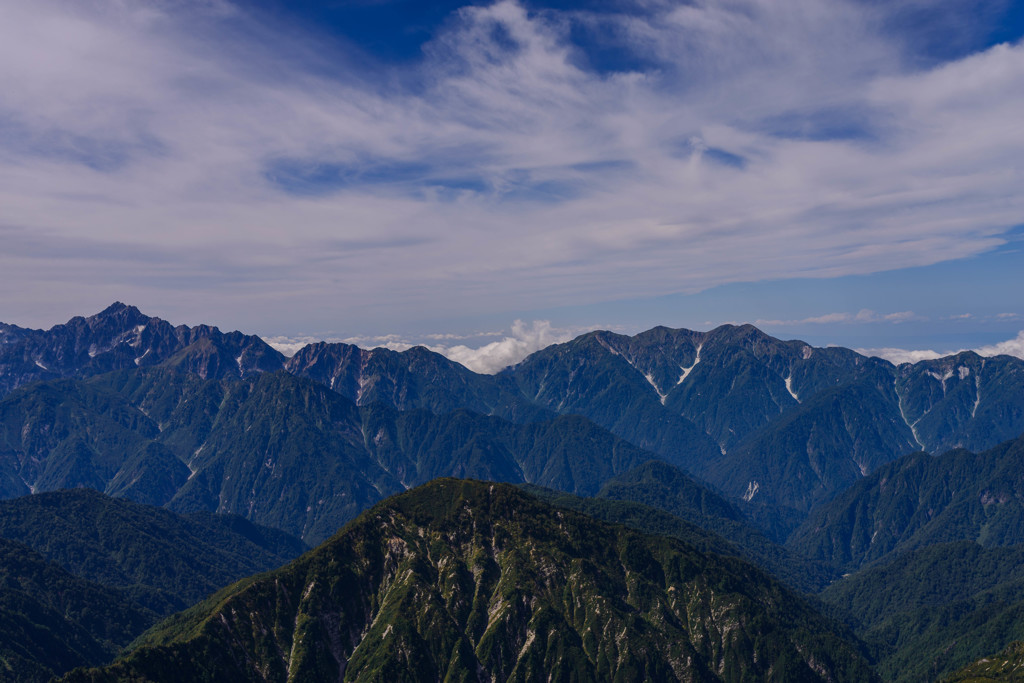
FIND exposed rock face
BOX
[947,641,1024,682]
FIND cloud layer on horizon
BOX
[266,320,1024,374]
[859,330,1024,365]
[266,319,580,374]
[1,0,1022,331]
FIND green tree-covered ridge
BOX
[788,432,1024,571]
[64,479,877,683]
[820,541,1024,682]
[0,489,305,615]
[0,538,152,683]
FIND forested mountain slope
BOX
[63,480,877,683]
[0,539,152,683]
[788,433,1024,571]
[0,489,305,614]
[821,541,1024,681]
[0,368,663,543]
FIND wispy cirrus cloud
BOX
[756,309,921,327]
[0,0,1022,333]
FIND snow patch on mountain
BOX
[644,372,668,404]
[895,378,925,451]
[676,344,702,384]
[785,374,800,402]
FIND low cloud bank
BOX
[432,320,573,374]
[854,347,945,364]
[269,325,1024,374]
[265,320,581,374]
[976,331,1024,359]
[858,330,1024,364]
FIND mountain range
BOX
[4,303,1024,681]
[5,303,1024,524]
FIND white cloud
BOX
[0,0,1022,331]
[429,320,575,374]
[264,320,581,373]
[757,309,921,326]
[858,329,1024,364]
[806,312,856,324]
[976,331,1024,359]
[855,347,945,364]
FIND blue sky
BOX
[1,0,1023,371]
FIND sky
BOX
[1,0,1023,372]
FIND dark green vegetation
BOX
[821,541,1024,681]
[0,538,152,683]
[0,490,307,681]
[0,489,305,615]
[589,461,835,591]
[0,367,660,543]
[780,432,1024,680]
[946,641,1024,681]
[789,433,1024,572]
[524,482,835,594]
[64,480,877,683]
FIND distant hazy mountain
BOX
[285,341,548,422]
[507,324,1024,514]
[63,480,877,683]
